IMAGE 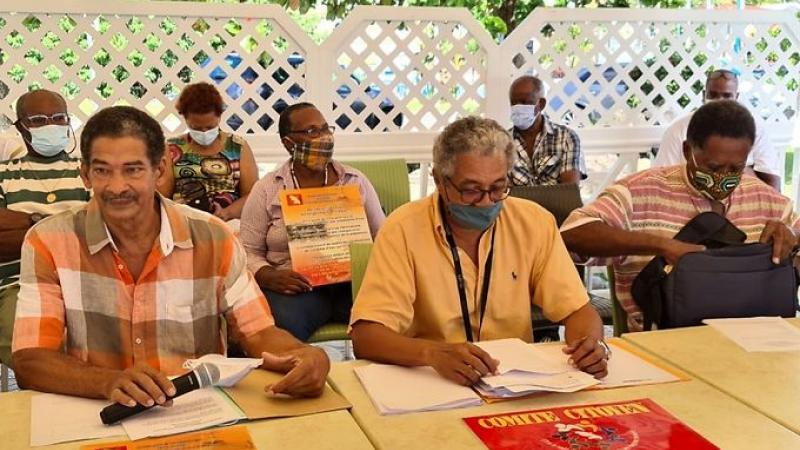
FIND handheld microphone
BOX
[100,363,220,425]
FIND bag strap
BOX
[673,211,747,246]
[635,212,745,331]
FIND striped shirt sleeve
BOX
[561,182,633,266]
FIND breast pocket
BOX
[533,152,561,170]
[162,287,217,324]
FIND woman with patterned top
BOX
[158,82,258,221]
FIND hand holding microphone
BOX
[100,363,220,425]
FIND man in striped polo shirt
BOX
[0,90,89,366]
[561,100,799,332]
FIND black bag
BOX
[631,212,798,330]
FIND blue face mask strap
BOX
[438,196,497,342]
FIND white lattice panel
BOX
[499,9,800,128]
[324,7,495,132]
[0,1,315,135]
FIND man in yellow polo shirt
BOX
[350,116,608,386]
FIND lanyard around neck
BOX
[439,198,497,342]
[290,162,329,189]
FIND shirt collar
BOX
[85,194,194,256]
[511,113,555,139]
[541,113,555,135]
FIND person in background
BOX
[12,105,329,406]
[350,116,607,386]
[240,102,385,341]
[654,69,782,191]
[0,90,90,367]
[158,82,259,220]
[0,134,24,161]
[507,75,586,186]
[562,100,798,332]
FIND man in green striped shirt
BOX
[0,89,90,366]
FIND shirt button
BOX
[117,264,124,270]
[135,338,142,345]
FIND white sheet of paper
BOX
[120,387,245,440]
[534,341,680,388]
[478,371,599,397]
[30,393,125,447]
[183,354,263,387]
[354,364,482,415]
[704,317,800,352]
[481,371,599,390]
[475,338,565,374]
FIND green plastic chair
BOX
[608,266,629,336]
[345,159,411,215]
[307,242,374,345]
[308,159,409,345]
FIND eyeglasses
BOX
[288,125,335,138]
[445,176,510,204]
[21,113,70,128]
[707,69,738,81]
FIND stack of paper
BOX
[475,371,600,398]
[354,338,683,415]
[704,317,800,352]
[354,364,482,415]
[475,338,566,374]
[473,339,600,398]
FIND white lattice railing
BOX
[1,2,798,201]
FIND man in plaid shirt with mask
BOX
[508,75,586,186]
[12,106,329,408]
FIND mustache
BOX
[101,191,138,202]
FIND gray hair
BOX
[433,116,516,178]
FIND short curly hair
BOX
[175,82,224,117]
[687,100,755,150]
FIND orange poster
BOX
[280,184,372,286]
[80,425,255,450]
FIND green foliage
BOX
[163,0,798,42]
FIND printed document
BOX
[121,387,245,440]
[30,394,124,446]
[354,364,482,415]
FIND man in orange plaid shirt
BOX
[12,106,329,408]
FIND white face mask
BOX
[29,124,71,157]
[188,128,220,147]
[510,104,538,130]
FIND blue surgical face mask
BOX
[510,104,538,130]
[29,124,70,157]
[446,201,503,231]
[189,128,220,146]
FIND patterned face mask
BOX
[689,151,742,201]
[290,136,335,171]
